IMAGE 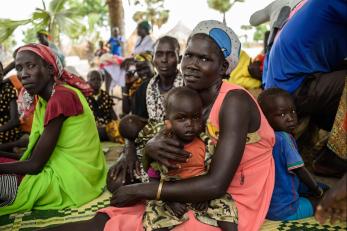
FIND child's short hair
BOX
[257,88,293,113]
[165,87,201,115]
[119,114,147,140]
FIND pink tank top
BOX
[207,81,275,231]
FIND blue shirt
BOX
[267,132,304,220]
[108,36,124,56]
[263,0,347,93]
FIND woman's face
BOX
[181,35,226,90]
[15,51,52,96]
[153,41,179,78]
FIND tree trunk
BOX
[223,12,226,25]
[107,0,125,36]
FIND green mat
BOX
[0,189,345,231]
[1,143,345,230]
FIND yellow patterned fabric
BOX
[327,77,347,159]
[105,120,125,144]
[134,51,153,62]
[206,120,261,145]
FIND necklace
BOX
[51,82,56,97]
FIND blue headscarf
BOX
[190,20,241,75]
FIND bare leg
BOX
[41,213,109,231]
[217,221,238,231]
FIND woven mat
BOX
[0,189,345,231]
[1,143,345,230]
[0,191,111,231]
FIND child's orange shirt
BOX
[167,137,205,179]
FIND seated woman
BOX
[0,61,30,155]
[86,70,120,142]
[0,44,107,215]
[50,20,275,231]
[0,61,21,148]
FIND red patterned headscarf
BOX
[15,43,92,118]
[16,43,92,96]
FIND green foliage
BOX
[0,0,108,45]
[207,0,244,13]
[253,24,269,41]
[240,24,252,30]
[207,0,245,23]
[22,28,39,44]
[132,0,169,29]
[0,19,32,43]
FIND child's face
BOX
[87,72,102,92]
[153,41,179,78]
[167,97,202,143]
[266,96,298,133]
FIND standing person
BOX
[258,88,326,221]
[0,61,21,145]
[262,0,347,176]
[107,27,125,57]
[37,30,66,67]
[0,44,107,215]
[133,21,154,55]
[48,20,275,231]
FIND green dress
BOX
[0,85,107,215]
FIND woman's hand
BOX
[123,141,141,183]
[144,132,190,169]
[110,183,156,207]
[108,142,140,185]
[110,184,144,207]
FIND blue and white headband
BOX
[190,20,241,75]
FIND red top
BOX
[44,85,83,126]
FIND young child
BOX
[143,87,238,231]
[258,88,326,221]
[86,70,120,142]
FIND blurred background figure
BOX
[107,27,125,57]
[133,21,154,55]
[36,30,66,67]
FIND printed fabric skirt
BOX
[0,157,23,207]
[327,78,347,159]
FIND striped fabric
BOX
[0,175,19,207]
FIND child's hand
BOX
[192,201,209,212]
[165,202,188,218]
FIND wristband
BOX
[156,179,165,200]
